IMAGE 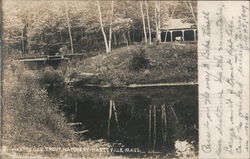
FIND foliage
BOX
[39,67,64,86]
[129,48,150,72]
[71,42,197,86]
[2,58,112,157]
[2,1,197,55]
[175,140,196,158]
[59,45,71,55]
[3,58,76,149]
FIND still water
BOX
[48,85,198,154]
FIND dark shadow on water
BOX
[48,85,198,156]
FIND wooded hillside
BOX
[3,0,197,56]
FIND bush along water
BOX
[39,66,65,87]
[129,48,150,72]
[3,59,76,156]
[2,58,112,158]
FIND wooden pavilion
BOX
[160,19,197,42]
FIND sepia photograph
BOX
[1,0,198,158]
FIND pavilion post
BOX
[182,30,185,41]
[170,31,173,42]
[193,29,197,41]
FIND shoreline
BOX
[67,81,198,88]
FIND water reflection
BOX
[48,85,198,154]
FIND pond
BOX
[48,85,198,155]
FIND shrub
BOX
[175,140,196,158]
[129,49,150,72]
[40,67,64,85]
[2,60,76,150]
[3,56,112,158]
[59,45,71,55]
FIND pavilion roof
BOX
[161,19,196,30]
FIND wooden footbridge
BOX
[17,54,86,69]
[17,53,86,62]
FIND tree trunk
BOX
[149,105,152,148]
[21,29,25,53]
[51,1,54,32]
[158,2,161,39]
[130,104,134,121]
[123,33,128,47]
[75,99,78,121]
[170,104,179,123]
[170,5,176,19]
[163,4,177,43]
[43,37,45,54]
[186,0,197,23]
[117,34,120,45]
[80,28,84,50]
[132,31,135,42]
[161,104,165,142]
[154,2,158,42]
[165,104,170,146]
[153,105,157,151]
[108,1,114,52]
[27,28,31,54]
[81,28,84,39]
[145,0,151,45]
[112,100,120,132]
[65,2,74,54]
[113,33,117,45]
[161,104,168,143]
[59,28,63,47]
[155,1,161,42]
[128,31,131,44]
[25,18,31,54]
[108,99,113,140]
[97,0,109,53]
[139,1,147,44]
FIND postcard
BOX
[0,0,249,159]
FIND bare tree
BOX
[113,33,117,45]
[170,4,176,19]
[108,100,113,140]
[164,2,176,42]
[155,1,161,42]
[185,0,197,23]
[148,105,152,148]
[145,0,151,45]
[153,105,156,151]
[97,0,109,53]
[65,2,74,54]
[139,1,147,44]
[108,1,114,52]
[21,27,25,53]
[26,17,31,54]
[112,100,120,132]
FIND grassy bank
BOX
[67,42,197,86]
[2,56,111,158]
[1,41,198,157]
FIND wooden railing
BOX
[17,54,86,62]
